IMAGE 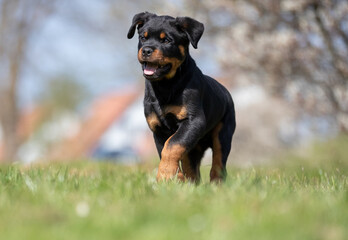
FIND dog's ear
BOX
[176,17,204,49]
[127,12,156,39]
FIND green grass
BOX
[0,137,347,240]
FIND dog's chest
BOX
[145,104,187,132]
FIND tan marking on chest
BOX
[146,112,161,131]
[164,105,188,120]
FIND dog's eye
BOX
[139,36,147,42]
[161,37,171,44]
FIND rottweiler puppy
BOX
[127,12,236,183]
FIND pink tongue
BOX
[144,64,157,75]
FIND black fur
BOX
[128,12,236,182]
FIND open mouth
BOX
[143,62,159,76]
[142,62,171,79]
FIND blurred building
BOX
[49,86,157,163]
[0,81,339,164]
[0,87,156,163]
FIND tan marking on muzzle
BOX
[164,57,184,79]
[137,48,184,79]
[138,48,163,63]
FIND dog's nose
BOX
[142,47,153,57]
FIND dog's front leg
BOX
[156,135,185,182]
[157,119,206,182]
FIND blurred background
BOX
[0,0,347,165]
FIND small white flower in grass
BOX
[75,201,90,218]
[24,175,37,193]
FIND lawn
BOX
[0,137,347,240]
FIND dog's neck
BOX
[146,54,196,104]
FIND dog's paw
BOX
[210,168,226,183]
[156,164,184,182]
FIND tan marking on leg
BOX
[146,113,160,132]
[157,135,185,182]
[181,153,198,183]
[210,122,224,182]
[164,105,187,120]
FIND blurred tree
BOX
[184,0,348,133]
[0,0,56,161]
[39,75,90,117]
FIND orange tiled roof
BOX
[50,88,141,160]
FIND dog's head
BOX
[127,12,204,81]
